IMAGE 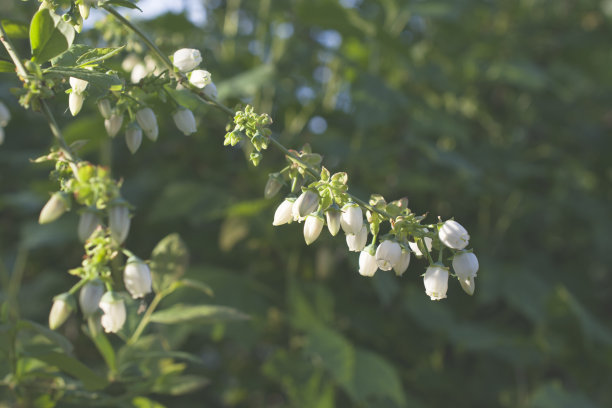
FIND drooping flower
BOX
[109,203,130,244]
[393,249,411,276]
[125,125,143,154]
[104,113,123,138]
[97,99,112,119]
[423,265,449,301]
[439,219,470,250]
[189,69,212,88]
[49,293,75,330]
[39,192,69,224]
[303,214,324,245]
[452,251,479,296]
[79,279,104,317]
[340,203,363,235]
[173,48,202,72]
[69,92,84,116]
[123,257,153,299]
[264,174,283,199]
[69,77,88,94]
[99,291,126,333]
[273,198,295,226]
[292,190,319,220]
[135,107,159,141]
[203,82,218,99]
[359,246,378,277]
[173,108,197,135]
[375,240,402,271]
[78,209,101,242]
[346,224,368,252]
[325,208,341,236]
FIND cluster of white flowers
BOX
[0,101,11,145]
[49,257,153,333]
[272,190,479,301]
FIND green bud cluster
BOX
[225,105,273,166]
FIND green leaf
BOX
[132,397,167,408]
[305,325,355,384]
[26,350,108,391]
[0,59,14,73]
[149,304,250,324]
[76,46,126,67]
[1,19,29,39]
[43,66,122,95]
[151,374,209,396]
[51,44,92,67]
[164,85,207,111]
[30,8,75,63]
[150,233,189,293]
[102,0,143,12]
[17,320,73,354]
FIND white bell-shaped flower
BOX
[346,224,368,252]
[49,293,74,330]
[0,101,11,127]
[97,99,112,119]
[273,198,295,226]
[393,249,411,276]
[408,236,433,257]
[109,203,130,244]
[264,174,283,199]
[69,77,88,93]
[439,219,470,250]
[293,190,319,220]
[104,113,123,138]
[130,62,148,83]
[173,108,197,135]
[203,82,218,99]
[99,291,126,333]
[423,265,449,301]
[303,214,324,245]
[124,257,153,299]
[189,69,212,88]
[69,92,84,116]
[78,209,101,242]
[173,48,202,72]
[340,203,363,235]
[39,192,68,224]
[135,107,159,141]
[375,240,402,271]
[359,246,378,277]
[325,209,341,236]
[79,279,104,317]
[452,251,479,280]
[125,125,143,154]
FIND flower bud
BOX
[173,108,197,135]
[79,3,90,19]
[173,48,202,72]
[346,224,368,252]
[359,245,378,277]
[0,101,11,127]
[393,249,411,276]
[69,77,88,93]
[264,173,283,199]
[99,291,126,333]
[78,209,101,242]
[439,219,470,250]
[69,92,84,116]
[125,124,143,154]
[304,214,324,245]
[340,203,363,235]
[375,240,402,271]
[293,190,319,220]
[104,113,123,138]
[124,256,153,299]
[97,99,112,119]
[203,82,218,99]
[325,208,341,236]
[423,265,449,301]
[39,192,69,224]
[189,69,212,88]
[79,279,104,317]
[135,107,159,141]
[273,198,295,226]
[109,203,130,244]
[49,293,75,330]
[459,276,475,296]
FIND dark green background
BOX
[1,0,611,406]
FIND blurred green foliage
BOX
[1,0,611,406]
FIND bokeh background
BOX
[1,0,612,406]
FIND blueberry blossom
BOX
[325,208,341,236]
[293,190,319,220]
[346,224,368,252]
[79,279,104,317]
[135,107,159,141]
[78,209,101,242]
[99,291,126,333]
[359,245,378,277]
[393,248,411,276]
[173,48,202,72]
[173,108,197,135]
[340,203,363,235]
[303,214,324,245]
[109,202,130,244]
[423,265,449,301]
[189,69,212,88]
[125,124,143,154]
[452,251,479,296]
[273,198,295,226]
[123,257,153,299]
[375,240,402,271]
[439,219,470,250]
[49,293,75,330]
